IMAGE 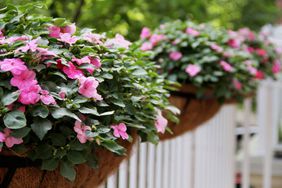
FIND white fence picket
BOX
[102,105,236,188]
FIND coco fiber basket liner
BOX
[0,132,137,188]
[160,85,222,141]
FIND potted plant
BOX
[138,20,281,140]
[0,4,175,188]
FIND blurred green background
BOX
[1,0,280,40]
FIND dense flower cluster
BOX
[139,21,281,101]
[0,5,173,180]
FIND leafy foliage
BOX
[138,21,281,102]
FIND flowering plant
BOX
[227,28,281,80]
[0,5,173,180]
[139,21,281,101]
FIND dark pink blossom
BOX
[62,62,84,79]
[185,64,201,77]
[10,69,37,89]
[18,84,41,105]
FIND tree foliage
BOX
[1,0,279,40]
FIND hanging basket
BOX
[160,85,222,141]
[0,132,137,188]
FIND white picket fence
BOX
[99,104,237,188]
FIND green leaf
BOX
[31,118,52,140]
[99,111,115,116]
[1,90,20,106]
[31,105,49,118]
[11,127,31,138]
[67,151,86,164]
[41,158,59,171]
[132,68,147,76]
[60,161,76,181]
[51,108,80,121]
[101,140,125,155]
[79,107,99,116]
[3,111,26,129]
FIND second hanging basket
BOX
[160,85,222,141]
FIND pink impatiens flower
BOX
[16,39,38,53]
[228,39,241,48]
[62,62,84,79]
[186,28,200,36]
[210,43,223,53]
[0,58,27,75]
[256,49,267,57]
[220,60,233,72]
[74,121,92,144]
[155,111,168,134]
[59,33,78,45]
[150,34,165,46]
[233,79,242,90]
[140,27,151,39]
[244,60,257,75]
[1,128,23,148]
[140,42,153,51]
[272,61,281,74]
[78,77,102,100]
[40,90,56,105]
[105,34,132,49]
[82,32,104,44]
[18,84,41,105]
[255,71,265,80]
[10,69,37,89]
[61,23,76,35]
[169,51,182,61]
[185,64,201,77]
[48,26,61,38]
[111,123,129,140]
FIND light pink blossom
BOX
[72,56,91,65]
[186,28,200,36]
[78,77,102,100]
[82,32,104,44]
[1,128,23,148]
[149,34,165,46]
[10,69,37,89]
[40,90,56,105]
[61,23,76,35]
[155,111,167,134]
[111,123,129,140]
[140,27,151,39]
[220,60,233,72]
[210,43,223,53]
[5,35,30,43]
[62,62,84,79]
[105,34,131,49]
[169,51,182,61]
[140,42,153,51]
[74,121,92,144]
[185,64,201,77]
[59,33,78,45]
[0,58,27,75]
[16,39,38,53]
[244,61,257,75]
